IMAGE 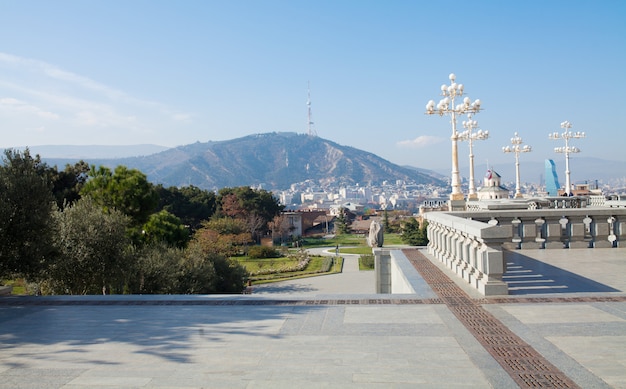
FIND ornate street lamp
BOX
[502,132,532,198]
[426,73,482,201]
[549,121,585,196]
[458,114,489,199]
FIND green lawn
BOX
[235,255,343,284]
[340,247,373,255]
[236,256,300,273]
[302,232,404,248]
[383,233,404,245]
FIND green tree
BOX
[401,218,429,246]
[216,186,284,239]
[81,165,158,226]
[128,243,181,294]
[156,185,216,231]
[49,197,131,294]
[0,148,57,279]
[141,210,190,248]
[335,207,351,234]
[193,218,250,257]
[383,209,403,233]
[178,242,248,294]
[43,160,90,209]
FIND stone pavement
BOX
[0,247,625,388]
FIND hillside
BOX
[42,132,445,190]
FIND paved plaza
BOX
[1,248,625,388]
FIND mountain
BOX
[41,132,445,190]
[403,165,447,181]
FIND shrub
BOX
[248,245,280,259]
[320,257,334,272]
[359,254,375,270]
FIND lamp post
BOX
[502,132,532,198]
[458,114,489,199]
[549,121,585,196]
[426,73,482,201]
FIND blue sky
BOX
[1,0,625,172]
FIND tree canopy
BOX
[141,210,190,249]
[216,186,284,241]
[0,158,250,295]
[156,184,216,231]
[401,218,429,246]
[50,197,131,295]
[81,165,159,227]
[0,149,56,279]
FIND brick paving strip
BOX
[402,249,582,389]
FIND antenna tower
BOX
[307,82,317,137]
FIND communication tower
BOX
[307,82,317,137]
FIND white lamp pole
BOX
[502,132,532,198]
[549,121,585,196]
[458,114,489,199]
[425,73,482,201]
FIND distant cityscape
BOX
[9,142,626,212]
[275,163,626,212]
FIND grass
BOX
[359,254,375,271]
[235,255,343,284]
[383,233,404,245]
[236,256,300,273]
[302,232,404,248]
[2,279,28,295]
[340,247,374,255]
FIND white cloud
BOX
[172,113,192,122]
[396,135,444,149]
[0,52,126,101]
[0,97,60,119]
[0,52,193,145]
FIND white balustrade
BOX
[425,212,510,296]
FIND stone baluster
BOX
[519,217,543,249]
[444,226,454,266]
[427,222,439,256]
[567,216,590,248]
[617,218,626,247]
[534,218,546,249]
[509,218,522,250]
[460,235,473,282]
[607,217,617,248]
[452,230,464,276]
[467,239,481,288]
[592,216,612,248]
[432,223,445,260]
[544,217,565,249]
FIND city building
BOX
[477,169,509,200]
[545,159,561,196]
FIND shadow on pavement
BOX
[503,251,620,295]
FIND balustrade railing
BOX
[424,207,626,296]
[460,208,625,249]
[424,212,510,296]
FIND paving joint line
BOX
[403,249,582,389]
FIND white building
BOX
[477,170,509,200]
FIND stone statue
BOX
[367,220,384,248]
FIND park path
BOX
[250,247,375,296]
